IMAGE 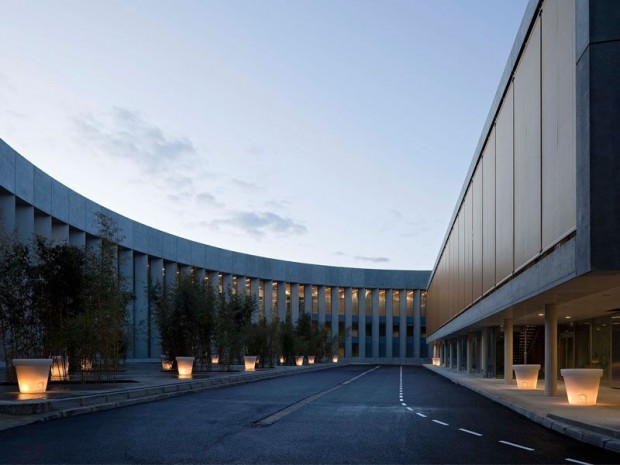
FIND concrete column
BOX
[480,328,488,377]
[456,337,462,370]
[15,204,34,243]
[0,193,16,234]
[235,275,246,296]
[207,271,219,292]
[504,318,513,384]
[118,249,134,357]
[150,257,164,357]
[466,333,473,373]
[222,273,233,295]
[303,284,312,316]
[413,289,421,359]
[291,283,300,326]
[331,287,339,351]
[399,290,407,358]
[449,340,455,368]
[372,289,379,358]
[277,281,286,323]
[441,342,445,366]
[195,268,206,283]
[358,288,366,359]
[344,287,352,358]
[385,289,393,359]
[69,228,85,247]
[318,285,326,328]
[164,262,177,292]
[264,280,273,323]
[52,222,69,243]
[133,253,149,358]
[250,278,260,323]
[34,213,52,240]
[545,304,558,396]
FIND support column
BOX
[456,337,462,371]
[222,273,233,295]
[250,278,260,323]
[480,328,488,377]
[195,268,206,283]
[69,228,85,247]
[133,253,148,358]
[318,285,326,328]
[344,287,352,358]
[150,257,164,357]
[399,290,407,358]
[304,284,313,315]
[236,275,246,296]
[264,280,273,323]
[413,289,421,359]
[15,204,34,243]
[504,318,513,384]
[358,288,366,359]
[277,281,286,322]
[331,287,339,350]
[291,283,300,326]
[0,193,16,235]
[207,271,219,292]
[385,289,393,359]
[545,304,558,396]
[466,333,473,373]
[372,289,379,358]
[449,340,455,368]
[118,249,134,357]
[34,213,52,240]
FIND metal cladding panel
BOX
[482,129,496,293]
[284,262,300,283]
[245,254,260,278]
[147,228,164,257]
[51,182,69,223]
[115,215,133,250]
[495,83,515,283]
[457,210,465,312]
[176,239,192,265]
[514,17,542,270]
[449,230,457,317]
[33,168,52,214]
[0,140,16,193]
[312,265,327,284]
[204,246,219,270]
[132,222,148,253]
[67,190,85,230]
[542,0,576,250]
[324,266,340,286]
[218,249,233,274]
[162,234,178,261]
[472,164,483,300]
[351,268,365,288]
[15,155,34,204]
[464,189,473,306]
[270,259,285,281]
[232,252,247,275]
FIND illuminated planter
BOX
[211,354,219,365]
[160,355,173,371]
[432,358,441,366]
[513,364,540,390]
[51,356,69,381]
[244,356,257,372]
[561,369,603,405]
[332,355,339,363]
[307,355,316,365]
[278,356,285,365]
[13,359,53,394]
[295,356,304,366]
[176,356,195,378]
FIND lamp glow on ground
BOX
[307,355,316,365]
[13,359,53,394]
[295,356,304,366]
[513,364,540,390]
[561,368,603,405]
[176,356,195,378]
[51,356,69,381]
[244,356,257,371]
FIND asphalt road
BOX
[0,365,618,464]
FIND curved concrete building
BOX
[0,139,430,363]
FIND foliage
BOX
[295,312,328,359]
[246,317,280,368]
[214,289,256,368]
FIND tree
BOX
[214,289,256,369]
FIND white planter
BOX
[211,354,219,365]
[244,355,257,372]
[295,356,304,366]
[51,355,69,381]
[307,355,316,365]
[513,364,540,390]
[332,355,339,363]
[278,356,285,365]
[13,359,53,394]
[432,357,441,366]
[175,356,195,378]
[160,355,173,371]
[561,368,603,405]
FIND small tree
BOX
[214,289,256,369]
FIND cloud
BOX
[354,255,390,263]
[212,211,307,238]
[231,178,260,192]
[195,191,224,208]
[73,107,195,172]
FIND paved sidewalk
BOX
[425,364,620,454]
[0,361,344,431]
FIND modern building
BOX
[426,0,620,392]
[0,139,430,363]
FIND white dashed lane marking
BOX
[415,412,427,418]
[459,428,483,437]
[406,407,413,412]
[432,420,449,426]
[565,459,592,465]
[499,440,534,451]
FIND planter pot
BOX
[244,356,257,372]
[307,355,316,365]
[561,368,603,405]
[12,359,53,394]
[278,356,285,365]
[295,356,304,366]
[51,356,69,381]
[160,355,173,371]
[513,364,540,390]
[176,356,195,378]
[332,355,339,363]
[211,354,219,365]
[432,357,441,366]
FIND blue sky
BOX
[0,0,528,270]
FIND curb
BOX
[424,365,620,454]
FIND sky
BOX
[0,0,529,270]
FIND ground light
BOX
[332,355,339,363]
[244,356,257,371]
[13,359,53,394]
[211,354,219,365]
[432,357,441,366]
[278,355,285,365]
[561,369,603,405]
[295,356,304,366]
[307,355,316,365]
[176,356,195,378]
[513,364,540,390]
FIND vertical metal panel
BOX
[472,164,483,300]
[457,210,465,312]
[514,17,542,269]
[449,232,456,318]
[542,0,576,249]
[482,128,496,293]
[495,84,514,283]
[464,189,473,307]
